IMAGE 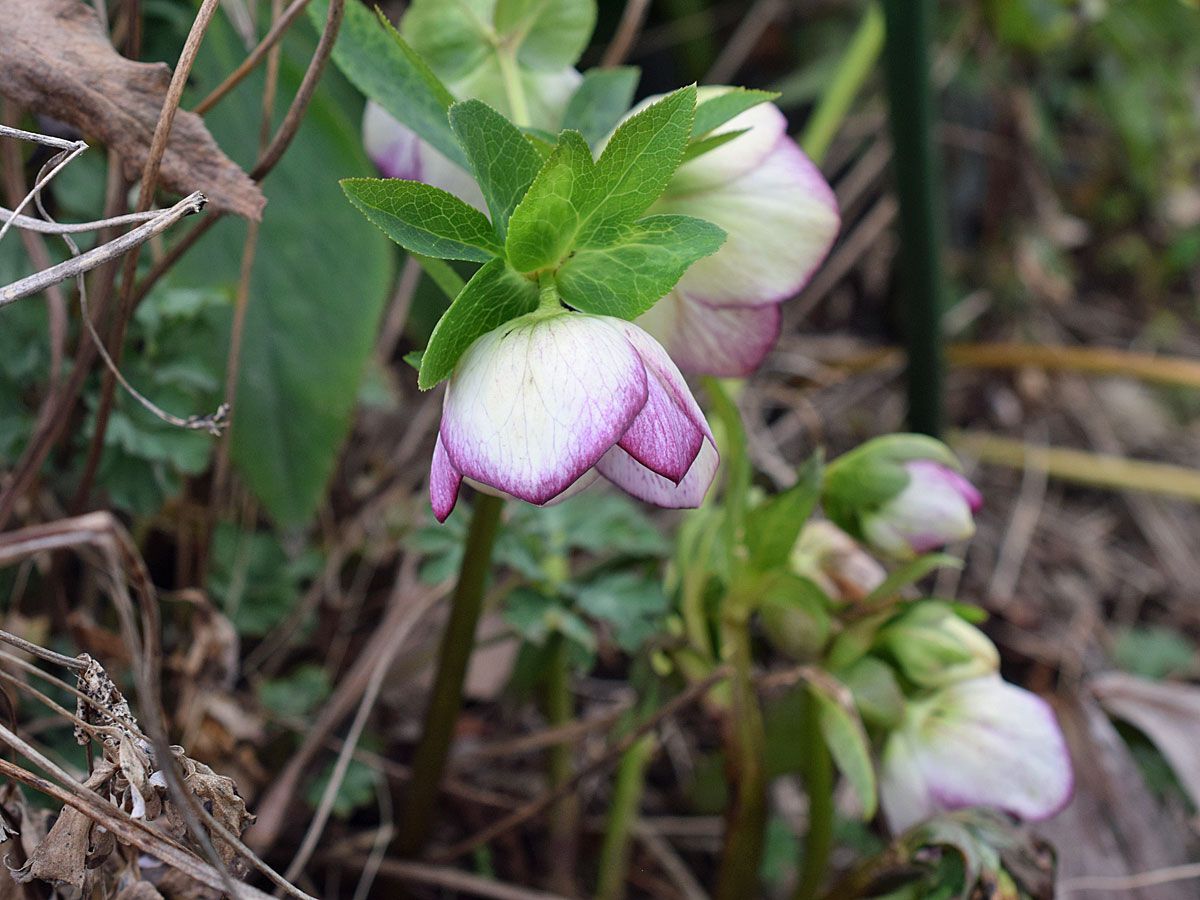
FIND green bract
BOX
[343,86,731,390]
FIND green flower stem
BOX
[800,2,886,165]
[413,253,466,299]
[881,0,945,437]
[596,732,657,900]
[395,492,505,857]
[546,630,580,892]
[714,601,768,900]
[793,689,834,900]
[497,48,531,127]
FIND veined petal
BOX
[880,677,1074,833]
[430,434,463,522]
[637,294,782,377]
[656,137,839,308]
[362,102,486,210]
[441,314,648,505]
[598,437,718,509]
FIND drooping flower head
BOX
[635,88,841,376]
[431,310,718,521]
[879,676,1074,833]
[823,435,982,560]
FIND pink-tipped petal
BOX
[597,437,718,509]
[441,314,648,506]
[637,296,782,377]
[430,434,463,522]
[656,137,839,309]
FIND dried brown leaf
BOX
[10,806,93,891]
[115,882,167,900]
[0,0,265,220]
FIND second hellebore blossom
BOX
[430,311,718,522]
[636,89,841,376]
[862,460,983,560]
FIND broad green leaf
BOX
[342,178,502,261]
[745,453,823,571]
[555,214,724,319]
[494,0,597,69]
[182,15,393,524]
[505,130,596,272]
[837,656,906,729]
[561,66,641,147]
[580,85,698,246]
[692,87,779,137]
[449,100,543,240]
[399,0,493,82]
[312,0,465,168]
[569,572,669,653]
[418,258,539,388]
[811,681,878,818]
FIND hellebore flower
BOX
[791,520,887,603]
[861,460,983,560]
[877,601,999,689]
[430,311,718,522]
[823,435,982,561]
[879,676,1073,833]
[635,89,840,376]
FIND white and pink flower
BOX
[430,311,718,521]
[636,90,841,376]
[879,676,1074,833]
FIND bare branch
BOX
[0,205,167,234]
[0,191,207,308]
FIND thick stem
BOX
[793,690,834,900]
[545,631,580,894]
[713,606,767,900]
[394,493,504,857]
[881,0,945,437]
[800,2,885,165]
[497,49,531,127]
[596,733,656,900]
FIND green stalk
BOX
[497,48,531,127]
[596,733,657,900]
[714,605,768,900]
[793,690,834,900]
[881,0,946,437]
[546,631,580,893]
[800,3,886,165]
[395,493,505,857]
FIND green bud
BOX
[878,601,998,688]
[757,573,833,662]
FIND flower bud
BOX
[877,602,998,688]
[824,435,982,560]
[879,676,1073,832]
[791,520,886,603]
[758,573,832,662]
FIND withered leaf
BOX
[10,806,93,891]
[0,0,265,220]
[115,881,166,900]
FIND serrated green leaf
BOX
[505,88,698,272]
[505,130,596,271]
[581,85,698,246]
[561,66,641,147]
[313,0,465,168]
[745,453,823,571]
[570,572,669,653]
[449,100,543,240]
[692,87,779,137]
[681,128,749,163]
[555,214,724,319]
[418,258,539,388]
[811,681,878,819]
[342,178,502,261]
[400,0,493,81]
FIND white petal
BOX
[361,102,486,210]
[637,293,782,377]
[880,677,1074,832]
[656,137,839,308]
[597,436,718,509]
[441,313,648,505]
